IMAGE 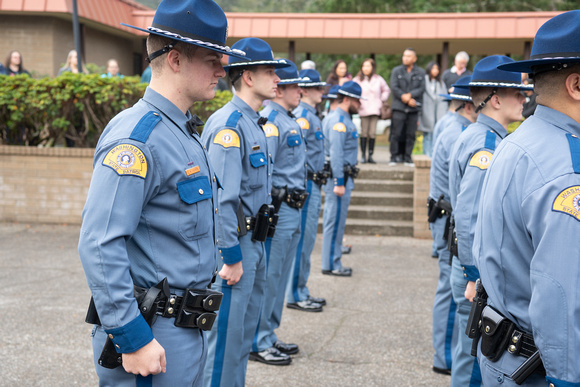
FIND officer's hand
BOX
[220,261,243,285]
[122,339,166,376]
[333,185,345,197]
[408,98,418,108]
[465,281,477,302]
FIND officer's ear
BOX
[166,49,182,73]
[565,71,580,102]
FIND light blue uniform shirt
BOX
[449,114,506,281]
[293,101,325,174]
[323,107,359,186]
[78,87,219,352]
[201,95,273,264]
[261,101,307,191]
[434,111,457,142]
[429,114,471,202]
[474,105,580,386]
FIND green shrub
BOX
[0,74,233,148]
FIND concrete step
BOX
[354,179,413,194]
[357,166,414,181]
[322,191,413,207]
[317,218,413,237]
[342,205,412,221]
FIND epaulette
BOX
[484,130,496,151]
[268,110,279,123]
[225,110,242,128]
[338,115,345,123]
[300,109,309,118]
[565,133,580,174]
[129,111,162,143]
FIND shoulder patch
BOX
[102,144,148,178]
[129,111,161,143]
[214,129,240,148]
[333,123,346,132]
[469,150,493,170]
[263,123,279,137]
[296,117,310,130]
[552,186,580,222]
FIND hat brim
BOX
[298,81,327,87]
[338,90,366,100]
[223,59,291,71]
[466,81,533,90]
[121,23,250,60]
[497,56,580,73]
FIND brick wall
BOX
[0,146,93,224]
[413,155,432,239]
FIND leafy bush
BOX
[0,74,233,148]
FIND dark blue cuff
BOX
[461,265,480,282]
[219,244,243,264]
[104,314,153,354]
[334,177,344,186]
[545,377,580,387]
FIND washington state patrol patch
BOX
[469,150,493,170]
[332,123,346,132]
[103,144,147,178]
[214,129,240,148]
[296,117,310,130]
[263,123,279,137]
[552,186,580,222]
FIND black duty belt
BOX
[307,170,330,186]
[153,288,222,329]
[238,203,278,242]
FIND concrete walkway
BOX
[0,218,447,386]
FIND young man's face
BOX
[183,47,226,102]
[279,83,302,110]
[499,88,525,124]
[251,65,280,101]
[303,87,324,105]
[348,97,361,115]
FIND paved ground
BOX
[0,221,449,386]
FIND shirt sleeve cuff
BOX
[334,177,344,186]
[219,244,243,264]
[545,377,580,387]
[104,314,153,354]
[461,265,480,282]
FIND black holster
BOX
[428,195,452,223]
[480,306,515,362]
[251,204,278,242]
[286,189,309,209]
[466,278,487,356]
[271,186,287,213]
[343,165,360,184]
[447,216,458,264]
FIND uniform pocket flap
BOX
[287,134,302,147]
[249,152,267,168]
[315,131,324,140]
[177,176,212,204]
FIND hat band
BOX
[226,59,286,67]
[339,90,362,99]
[531,52,580,60]
[148,26,246,57]
[469,81,532,88]
[298,81,326,87]
[279,77,305,83]
[449,93,471,100]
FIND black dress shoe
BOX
[322,267,352,277]
[273,340,299,355]
[249,347,292,365]
[341,245,352,254]
[432,366,451,375]
[307,295,326,306]
[287,299,323,312]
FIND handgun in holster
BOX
[270,186,287,213]
[85,278,171,369]
[252,203,278,242]
[466,278,488,356]
[447,216,458,264]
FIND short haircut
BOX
[455,51,469,63]
[470,87,512,110]
[229,67,253,91]
[534,63,580,102]
[146,35,197,73]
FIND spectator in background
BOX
[419,61,448,157]
[389,48,425,167]
[354,58,390,164]
[57,50,88,75]
[101,59,124,78]
[325,59,352,93]
[0,62,6,75]
[5,50,30,76]
[442,51,471,92]
[301,60,316,70]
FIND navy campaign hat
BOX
[121,0,249,60]
[224,38,290,70]
[467,55,532,90]
[338,81,365,100]
[498,10,580,74]
[298,69,326,87]
[440,76,473,101]
[324,84,340,99]
[275,60,305,85]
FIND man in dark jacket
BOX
[389,48,425,166]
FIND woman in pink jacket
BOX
[354,58,390,163]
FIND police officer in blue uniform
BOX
[448,55,531,387]
[78,0,248,385]
[320,81,362,277]
[286,69,328,312]
[428,75,477,376]
[473,11,580,386]
[251,60,310,364]
[200,38,289,386]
